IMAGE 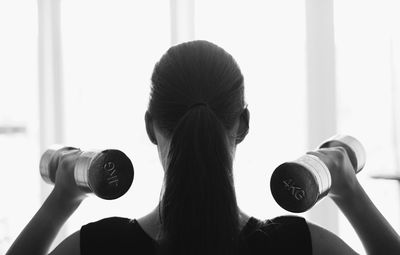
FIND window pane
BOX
[335,0,400,252]
[196,0,307,219]
[61,0,170,233]
[0,0,38,253]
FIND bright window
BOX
[61,0,170,233]
[195,0,307,219]
[335,0,400,252]
[0,0,38,253]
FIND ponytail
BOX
[158,103,239,255]
[148,40,247,255]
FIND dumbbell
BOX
[270,135,365,213]
[40,145,134,200]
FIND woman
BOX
[7,40,400,255]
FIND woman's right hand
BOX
[52,149,87,203]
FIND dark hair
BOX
[147,40,248,255]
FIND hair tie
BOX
[187,101,209,111]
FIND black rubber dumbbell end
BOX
[270,162,320,213]
[88,150,134,200]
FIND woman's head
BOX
[146,40,249,166]
[145,40,249,255]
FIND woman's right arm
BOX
[308,148,400,255]
[6,150,84,255]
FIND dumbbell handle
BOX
[39,145,134,200]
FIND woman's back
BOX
[80,215,312,255]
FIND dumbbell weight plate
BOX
[270,154,331,213]
[75,149,134,200]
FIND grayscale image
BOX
[1,0,400,254]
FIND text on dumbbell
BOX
[104,162,119,187]
[282,179,305,200]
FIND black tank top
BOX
[80,215,312,254]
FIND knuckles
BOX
[317,147,348,170]
[332,147,348,162]
[58,157,73,171]
[58,151,80,171]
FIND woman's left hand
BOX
[307,147,359,200]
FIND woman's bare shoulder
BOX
[48,230,80,255]
[307,221,359,255]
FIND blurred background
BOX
[1,0,400,254]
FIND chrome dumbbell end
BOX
[39,148,56,184]
[319,134,366,173]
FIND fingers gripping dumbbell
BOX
[40,145,134,200]
[270,135,365,213]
